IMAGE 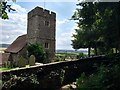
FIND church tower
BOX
[27,7,56,62]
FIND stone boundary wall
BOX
[1,56,108,88]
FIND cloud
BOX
[56,19,76,50]
[0,3,27,44]
[14,0,78,2]
[0,2,77,50]
[56,19,69,25]
[56,32,72,49]
[11,3,27,14]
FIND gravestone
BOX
[29,55,35,66]
[18,56,27,67]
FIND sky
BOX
[1,0,118,50]
[0,0,81,50]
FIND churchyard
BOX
[1,2,120,89]
[0,50,87,72]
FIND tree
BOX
[71,2,120,56]
[72,2,99,56]
[27,43,47,63]
[0,0,16,19]
[95,2,120,53]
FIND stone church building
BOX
[1,7,56,66]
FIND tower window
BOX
[45,43,49,49]
[45,21,50,26]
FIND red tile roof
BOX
[5,35,27,53]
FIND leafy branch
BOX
[0,0,16,19]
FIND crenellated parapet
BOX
[28,6,56,20]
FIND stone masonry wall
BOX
[27,7,56,62]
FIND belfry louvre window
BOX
[45,21,50,26]
[45,43,49,49]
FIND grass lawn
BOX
[0,68,12,71]
[0,65,31,72]
[56,52,79,57]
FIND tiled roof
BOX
[5,34,27,53]
[0,53,10,66]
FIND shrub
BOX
[76,53,120,89]
[27,43,47,63]
[2,74,39,89]
[76,53,85,59]
[4,61,11,68]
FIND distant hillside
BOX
[0,44,88,54]
[56,49,88,54]
[0,44,10,48]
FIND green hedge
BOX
[76,53,120,89]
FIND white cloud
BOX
[56,32,72,49]
[13,0,78,2]
[0,3,77,50]
[56,19,69,25]
[1,3,27,44]
[11,3,27,14]
[56,19,76,50]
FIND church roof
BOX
[5,34,27,53]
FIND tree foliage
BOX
[27,43,47,63]
[0,0,16,19]
[76,53,120,89]
[72,2,120,55]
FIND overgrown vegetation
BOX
[72,2,120,56]
[2,74,39,89]
[27,43,47,63]
[1,68,67,89]
[55,52,86,62]
[76,53,120,89]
